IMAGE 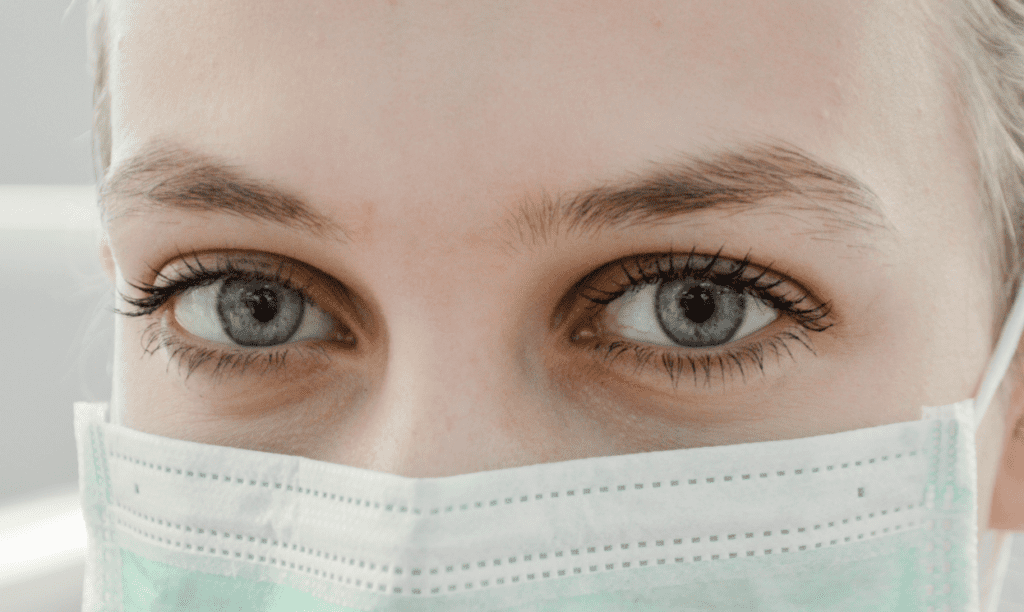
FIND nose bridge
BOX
[380,250,509,386]
[349,331,531,478]
[387,313,507,407]
[327,208,578,476]
[340,259,541,476]
[371,224,519,395]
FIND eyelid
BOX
[559,249,833,387]
[114,251,373,380]
[564,249,832,333]
[601,282,780,348]
[132,250,371,334]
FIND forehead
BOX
[106,0,964,236]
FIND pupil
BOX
[246,288,279,324]
[680,286,715,324]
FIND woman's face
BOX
[99,0,1024,530]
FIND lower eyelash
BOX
[139,320,327,382]
[122,247,827,386]
[571,247,833,385]
[587,328,816,389]
[113,251,340,381]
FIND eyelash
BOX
[113,252,333,381]
[571,247,833,388]
[112,247,834,386]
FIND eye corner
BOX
[569,326,598,344]
[326,324,359,349]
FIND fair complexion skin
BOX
[97,0,1024,533]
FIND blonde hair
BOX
[941,0,1024,337]
[86,0,110,182]
[85,1,1024,335]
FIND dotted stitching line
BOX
[110,450,920,517]
[116,516,920,596]
[115,498,922,597]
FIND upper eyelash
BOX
[111,247,833,386]
[569,246,834,387]
[112,250,314,319]
[111,251,330,381]
[576,245,834,332]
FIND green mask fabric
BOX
[75,280,1024,611]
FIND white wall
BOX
[1,0,99,606]
[1,0,94,184]
[0,185,109,612]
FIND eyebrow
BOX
[99,141,351,243]
[99,139,894,250]
[502,140,894,252]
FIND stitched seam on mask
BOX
[112,497,926,597]
[115,496,923,542]
[108,448,921,518]
[113,512,925,597]
[112,512,390,592]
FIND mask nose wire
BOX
[974,275,1024,429]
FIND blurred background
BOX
[1,0,108,610]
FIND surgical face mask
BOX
[75,284,1024,612]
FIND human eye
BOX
[112,250,358,381]
[563,247,834,389]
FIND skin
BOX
[97,0,1024,536]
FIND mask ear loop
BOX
[974,276,1024,430]
[972,279,1024,612]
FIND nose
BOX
[324,308,572,477]
[307,224,619,477]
